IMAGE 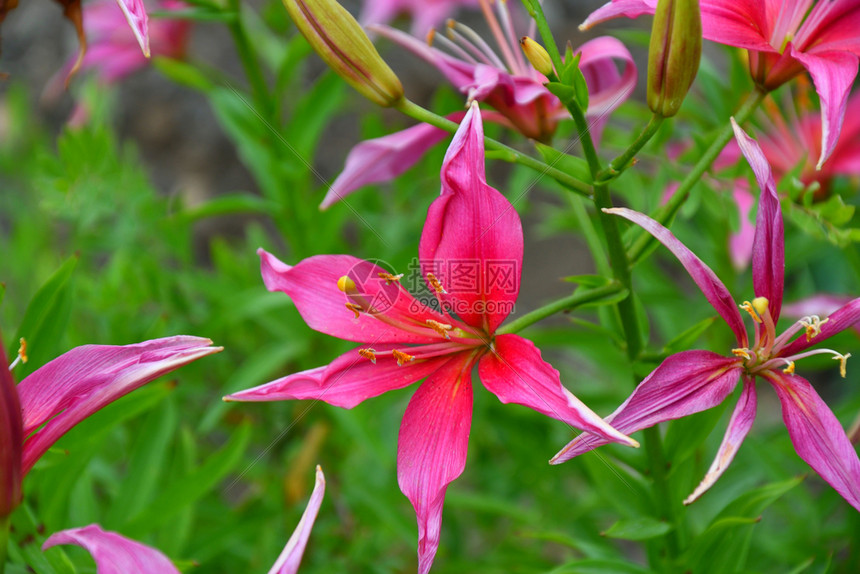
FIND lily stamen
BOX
[392,349,416,366]
[358,348,378,364]
[8,337,28,371]
[427,273,447,294]
[378,272,404,285]
[732,347,752,361]
[345,302,363,319]
[781,359,795,375]
[426,320,453,339]
[740,300,763,323]
[799,315,829,342]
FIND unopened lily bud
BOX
[0,334,23,518]
[282,0,403,107]
[647,0,701,117]
[520,36,553,77]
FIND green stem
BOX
[643,427,680,568]
[226,0,273,119]
[395,99,592,196]
[567,193,610,276]
[519,0,564,73]
[597,114,665,183]
[568,102,643,360]
[0,514,9,574]
[496,282,625,335]
[628,87,768,265]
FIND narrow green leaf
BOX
[535,143,593,183]
[602,517,673,541]
[562,274,612,288]
[153,58,215,93]
[176,193,278,221]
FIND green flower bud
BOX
[647,0,702,117]
[282,0,404,107]
[520,36,554,77]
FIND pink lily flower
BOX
[227,104,638,573]
[361,0,480,35]
[582,0,860,168]
[116,0,151,58]
[0,334,220,514]
[42,466,326,573]
[552,119,860,511]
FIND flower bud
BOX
[282,0,404,107]
[0,333,23,518]
[646,0,701,117]
[520,36,553,77]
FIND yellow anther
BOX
[740,301,762,323]
[378,272,403,285]
[426,319,453,339]
[337,275,357,293]
[426,273,447,294]
[752,297,769,317]
[17,338,28,364]
[800,315,829,342]
[392,349,415,366]
[834,353,851,378]
[426,28,435,47]
[345,302,363,319]
[782,360,795,375]
[732,348,751,360]
[358,348,377,364]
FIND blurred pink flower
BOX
[553,120,860,511]
[43,466,326,574]
[0,334,220,516]
[227,104,637,574]
[361,0,480,35]
[322,0,635,207]
[582,0,860,168]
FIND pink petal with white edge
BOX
[684,376,757,505]
[224,344,453,408]
[732,118,785,321]
[765,370,860,511]
[268,465,326,574]
[791,48,859,169]
[578,36,638,143]
[398,354,475,574]
[115,0,150,57]
[606,207,748,347]
[552,351,742,464]
[478,334,637,447]
[18,336,221,474]
[321,115,462,209]
[42,524,180,574]
[580,0,657,31]
[258,250,456,345]
[419,104,523,333]
[778,297,860,357]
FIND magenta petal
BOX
[43,524,180,574]
[765,370,860,511]
[791,47,859,169]
[552,351,742,464]
[778,297,860,357]
[478,334,638,447]
[224,344,452,408]
[731,119,785,320]
[321,118,459,209]
[397,354,474,574]
[0,337,22,516]
[729,181,756,271]
[580,0,657,30]
[699,0,773,51]
[578,36,637,143]
[268,466,326,574]
[19,336,221,474]
[684,376,757,504]
[419,104,523,332]
[115,0,150,57]
[258,250,453,344]
[606,207,748,347]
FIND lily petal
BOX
[605,207,748,347]
[18,336,221,474]
[684,376,757,505]
[578,36,638,143]
[420,104,523,333]
[0,335,22,516]
[224,344,452,408]
[765,370,860,511]
[115,0,150,57]
[258,250,454,344]
[267,465,326,574]
[398,354,475,574]
[42,524,180,574]
[778,297,860,357]
[732,119,785,320]
[791,47,859,169]
[728,181,756,271]
[580,0,657,31]
[321,119,457,209]
[552,351,741,464]
[478,334,638,447]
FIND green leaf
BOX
[662,316,718,355]
[12,256,78,377]
[123,424,252,537]
[535,143,592,184]
[663,400,729,471]
[153,57,215,93]
[563,274,612,288]
[602,517,673,541]
[546,82,578,108]
[550,558,657,574]
[176,193,278,221]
